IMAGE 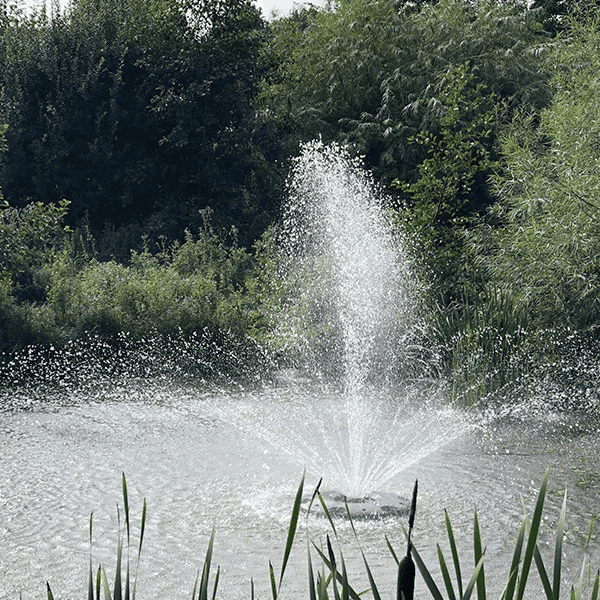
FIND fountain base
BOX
[302,490,410,519]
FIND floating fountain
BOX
[249,140,469,517]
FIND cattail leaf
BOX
[516,468,549,600]
[269,561,277,600]
[279,472,305,589]
[437,544,456,600]
[191,572,199,600]
[503,518,527,600]
[411,543,444,600]
[552,489,567,600]
[534,544,554,600]
[121,473,130,551]
[386,534,401,566]
[311,542,362,600]
[318,492,338,538]
[590,570,599,600]
[89,513,95,600]
[463,554,486,600]
[114,539,123,600]
[200,526,216,600]
[211,565,220,600]
[473,509,486,600]
[102,567,113,600]
[307,543,318,600]
[444,510,463,599]
[96,565,102,600]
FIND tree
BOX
[469,14,600,332]
[0,0,276,254]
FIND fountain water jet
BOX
[240,140,471,512]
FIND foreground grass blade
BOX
[503,518,527,600]
[46,582,55,600]
[473,508,486,600]
[463,554,486,600]
[552,489,568,600]
[279,472,305,591]
[211,565,220,600]
[89,513,95,600]
[386,535,401,567]
[445,510,463,599]
[102,567,112,600]
[199,526,216,600]
[516,468,549,600]
[437,544,457,600]
[534,544,554,600]
[269,561,277,600]
[591,570,599,600]
[411,543,444,600]
[346,500,382,600]
[311,541,362,600]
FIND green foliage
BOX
[0,198,70,301]
[0,0,276,249]
[46,225,266,340]
[470,13,600,334]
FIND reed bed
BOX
[42,471,598,600]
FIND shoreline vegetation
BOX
[1,0,600,403]
[46,472,599,600]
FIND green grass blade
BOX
[269,561,277,600]
[318,492,338,538]
[191,572,199,600]
[345,500,382,600]
[516,468,549,600]
[386,535,401,567]
[503,518,527,600]
[102,567,113,600]
[211,565,220,600]
[89,513,95,600]
[114,539,123,600]
[304,478,323,519]
[132,498,147,600]
[590,570,599,600]
[122,473,130,544]
[311,542,362,600]
[250,578,254,600]
[463,554,486,600]
[138,498,147,560]
[279,473,305,589]
[47,582,55,600]
[96,566,102,600]
[534,544,554,600]
[445,510,463,599]
[552,489,567,600]
[307,542,318,600]
[586,515,596,551]
[436,544,457,600]
[473,508,486,600]
[411,543,444,600]
[200,526,216,600]
[326,536,340,600]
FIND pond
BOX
[1,374,599,600]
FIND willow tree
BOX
[470,14,600,333]
[263,0,552,303]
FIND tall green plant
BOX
[470,12,600,333]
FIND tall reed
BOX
[43,470,598,600]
